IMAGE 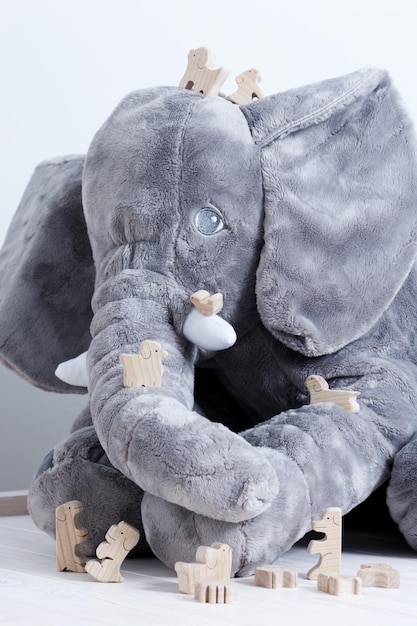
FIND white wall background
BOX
[1,0,417,490]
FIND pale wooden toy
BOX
[357,562,400,588]
[55,500,88,573]
[179,47,229,96]
[175,542,233,594]
[227,68,264,105]
[190,290,223,316]
[120,340,168,388]
[195,580,238,604]
[254,564,297,588]
[307,507,342,580]
[305,374,360,413]
[317,573,362,595]
[85,521,140,583]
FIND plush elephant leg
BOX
[141,447,310,576]
[143,367,417,573]
[386,434,417,550]
[28,422,149,558]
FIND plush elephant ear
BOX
[0,155,95,391]
[243,69,417,356]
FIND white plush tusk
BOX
[183,308,237,351]
[55,310,236,387]
[55,351,88,388]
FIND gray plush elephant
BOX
[1,66,417,575]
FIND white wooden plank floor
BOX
[1,515,417,626]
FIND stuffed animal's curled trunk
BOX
[87,265,278,522]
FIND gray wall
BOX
[0,364,86,491]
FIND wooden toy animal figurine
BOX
[175,542,233,594]
[357,563,400,588]
[120,340,168,388]
[317,573,362,595]
[85,521,140,582]
[227,68,264,105]
[190,290,223,316]
[183,290,237,351]
[254,565,297,588]
[179,47,229,96]
[194,580,238,604]
[305,375,360,413]
[307,507,342,580]
[55,500,88,573]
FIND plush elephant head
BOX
[2,66,417,571]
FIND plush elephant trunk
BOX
[82,86,278,522]
[87,268,278,523]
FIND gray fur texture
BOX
[1,67,417,575]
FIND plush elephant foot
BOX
[387,435,417,550]
[28,425,149,558]
[141,448,311,576]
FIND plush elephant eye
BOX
[195,207,225,236]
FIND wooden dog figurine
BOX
[227,68,263,105]
[305,375,360,413]
[85,521,140,582]
[179,47,229,96]
[175,542,233,594]
[56,500,88,573]
[120,340,168,388]
[307,507,342,580]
